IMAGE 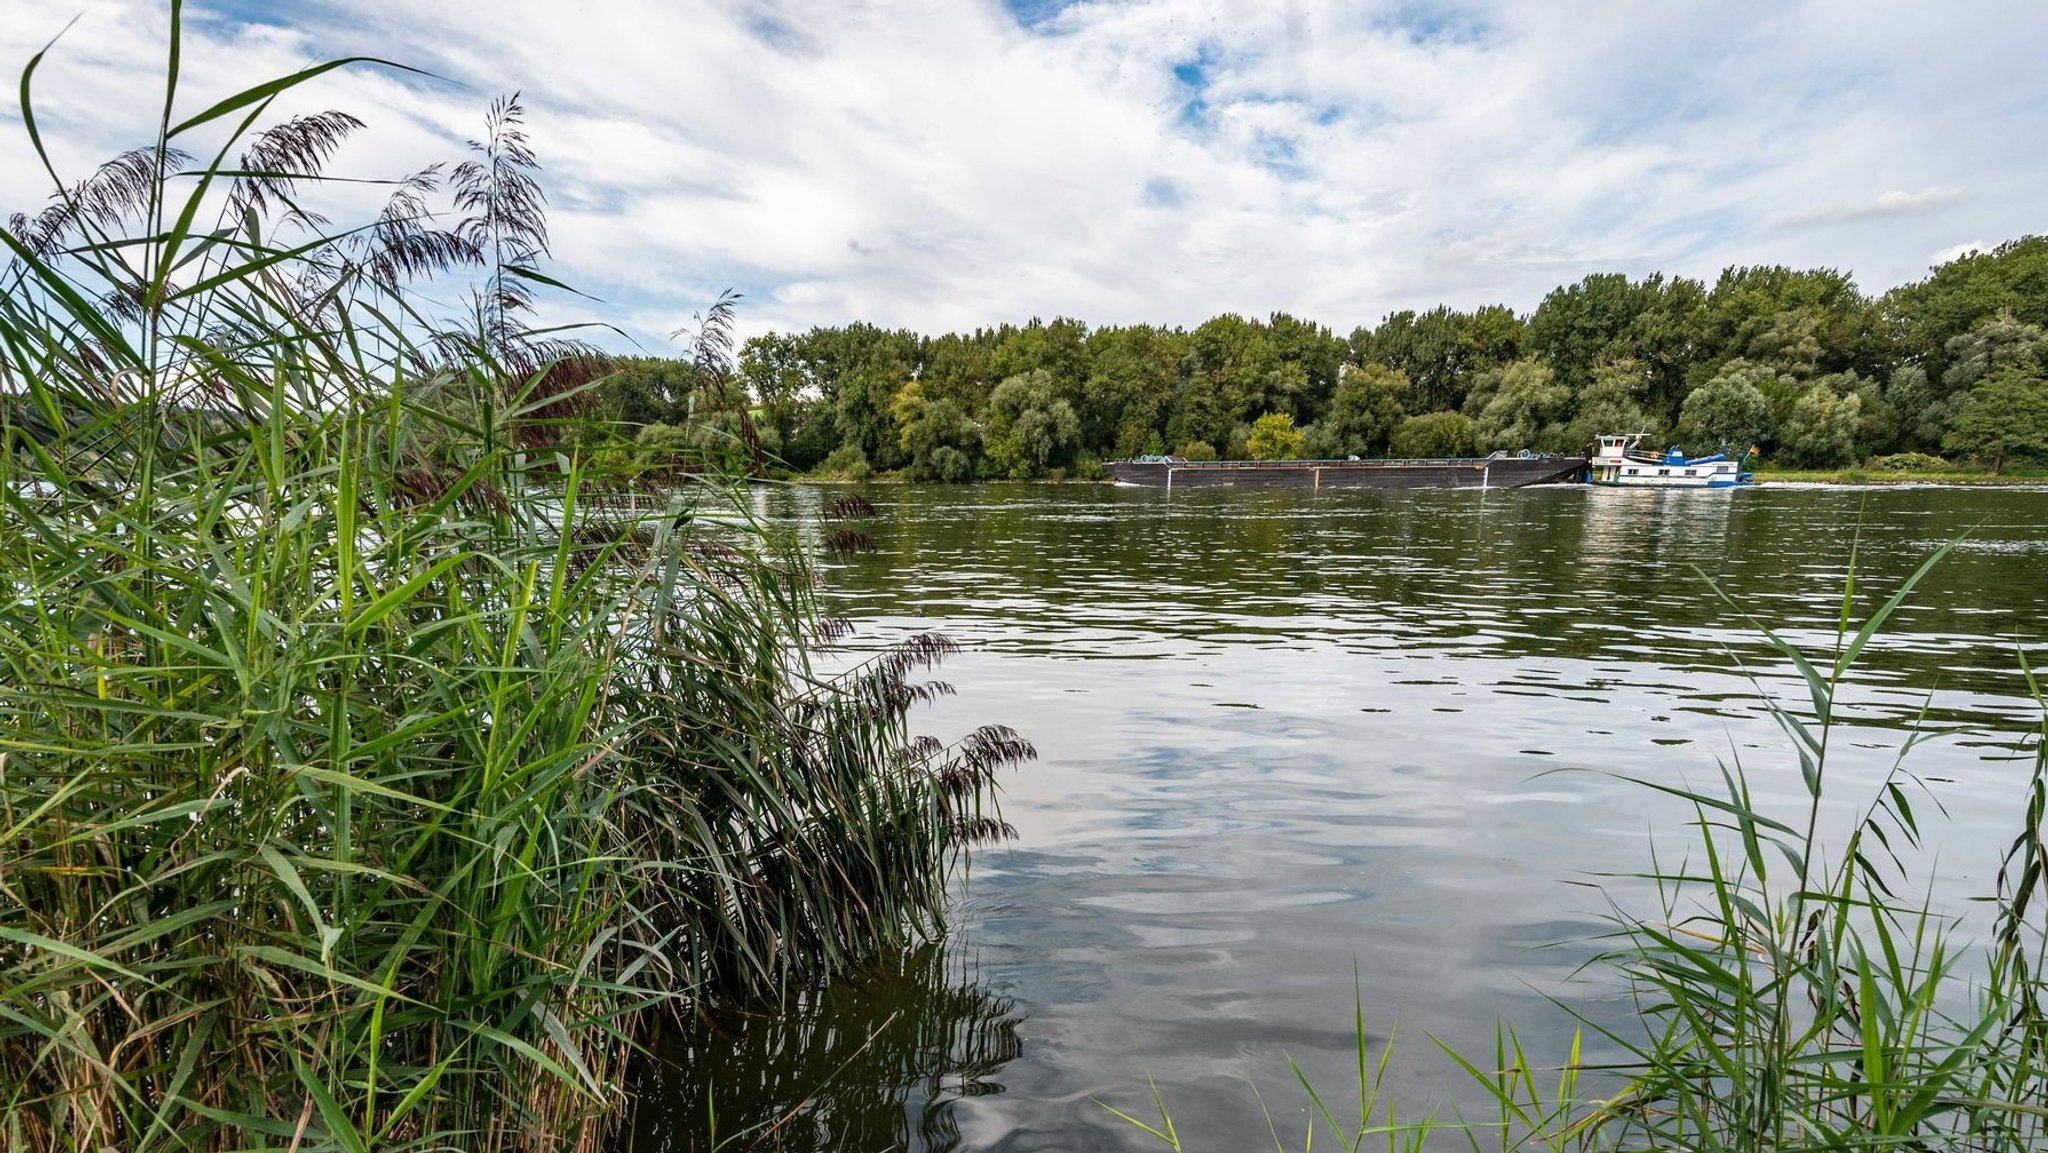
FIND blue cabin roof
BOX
[1662,447,1727,466]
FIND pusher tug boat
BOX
[1589,434,1753,489]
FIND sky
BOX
[4,0,2046,352]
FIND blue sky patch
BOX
[1143,177,1185,208]
[1170,45,1219,131]
[1584,93,1716,147]
[1374,2,1494,48]
[189,0,294,28]
[1003,0,1082,32]
[1251,130,1309,181]
[743,12,814,55]
[1642,207,1745,259]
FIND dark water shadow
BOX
[622,943,1024,1152]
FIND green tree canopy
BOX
[892,380,982,481]
[1354,304,1523,412]
[985,370,1080,478]
[1470,358,1570,452]
[1246,412,1306,460]
[1777,380,1864,468]
[703,230,2048,480]
[1319,363,1412,457]
[1697,265,1870,379]
[1832,371,1897,459]
[1884,364,1952,453]
[1677,362,1775,456]
[1265,311,1347,415]
[919,330,999,411]
[593,356,719,429]
[1084,324,1187,457]
[1941,311,2048,393]
[1943,366,2048,473]
[1621,274,1709,420]
[1747,309,1825,378]
[1178,314,1304,440]
[1528,273,1656,393]
[1390,411,1476,458]
[1881,236,2048,382]
[990,316,1090,403]
[1565,356,1659,449]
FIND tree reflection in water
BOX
[624,943,1024,1152]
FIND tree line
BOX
[591,238,2048,479]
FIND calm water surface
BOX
[629,482,2048,1151]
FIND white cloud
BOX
[1780,186,1964,228]
[6,0,2048,348]
[1929,240,1987,266]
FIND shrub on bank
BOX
[816,442,873,480]
[1868,450,1952,471]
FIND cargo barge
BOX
[1105,453,1589,490]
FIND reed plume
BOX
[0,10,1023,1152]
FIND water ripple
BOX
[644,483,2048,1153]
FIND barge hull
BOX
[1106,456,1587,490]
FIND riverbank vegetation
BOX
[1753,447,2048,484]
[0,16,1024,1152]
[1754,463,2048,485]
[1113,548,2048,1151]
[586,245,2048,481]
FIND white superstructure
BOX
[1590,434,1752,488]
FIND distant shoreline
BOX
[786,467,2048,487]
[1751,467,2048,486]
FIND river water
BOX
[626,482,2048,1152]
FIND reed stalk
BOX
[0,11,1025,1151]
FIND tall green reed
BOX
[1113,540,2048,1152]
[0,11,1024,1151]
